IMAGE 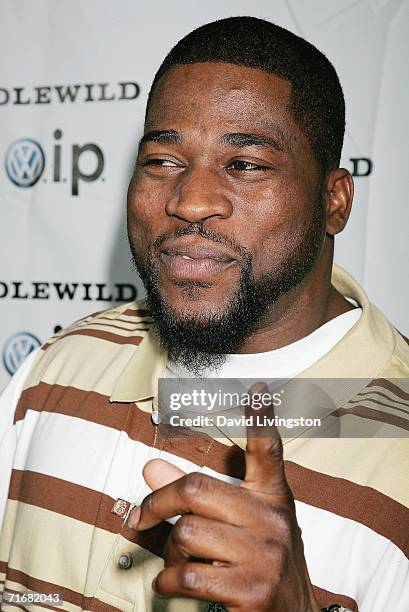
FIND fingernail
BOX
[250,382,268,394]
[127,505,141,529]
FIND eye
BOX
[227,160,268,172]
[142,158,180,167]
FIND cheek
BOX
[127,175,169,248]
[237,180,315,273]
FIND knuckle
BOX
[204,573,226,601]
[253,582,276,610]
[263,505,293,542]
[232,571,272,610]
[179,472,206,503]
[263,540,286,570]
[267,438,284,463]
[172,515,195,546]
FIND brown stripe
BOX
[8,470,123,535]
[8,469,171,560]
[42,325,146,351]
[334,405,409,431]
[285,461,409,558]
[14,384,133,427]
[42,310,109,350]
[96,314,153,324]
[91,316,152,328]
[313,584,358,611]
[348,396,409,416]
[96,315,152,324]
[369,378,409,401]
[60,328,146,346]
[3,567,121,611]
[356,389,409,409]
[121,308,151,317]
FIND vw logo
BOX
[2,332,41,376]
[5,138,45,187]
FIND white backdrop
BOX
[0,0,408,390]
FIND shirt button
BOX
[117,553,133,570]
[151,410,160,425]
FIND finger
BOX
[153,562,242,606]
[164,514,246,567]
[128,460,186,528]
[243,383,290,498]
[133,471,257,531]
[143,459,185,490]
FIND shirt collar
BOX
[110,323,167,402]
[110,264,395,403]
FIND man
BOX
[0,16,408,612]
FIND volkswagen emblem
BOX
[2,332,41,376]
[5,138,45,187]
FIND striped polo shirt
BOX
[0,265,408,611]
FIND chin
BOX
[159,279,237,314]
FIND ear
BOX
[324,168,354,235]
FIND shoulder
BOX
[22,299,154,392]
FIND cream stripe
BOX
[1,501,117,597]
[24,336,138,396]
[2,579,79,612]
[285,435,409,507]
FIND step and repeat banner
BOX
[0,0,407,390]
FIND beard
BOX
[129,198,325,376]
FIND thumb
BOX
[143,458,186,491]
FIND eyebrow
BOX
[139,130,181,147]
[139,128,292,154]
[221,132,289,154]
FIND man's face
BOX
[127,62,325,372]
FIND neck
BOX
[238,244,355,354]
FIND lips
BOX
[159,239,238,280]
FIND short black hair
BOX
[146,16,345,176]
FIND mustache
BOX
[151,224,251,260]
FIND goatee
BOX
[129,203,324,376]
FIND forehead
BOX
[146,62,304,147]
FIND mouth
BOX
[159,239,239,281]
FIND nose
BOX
[165,165,233,223]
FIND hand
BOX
[128,383,319,612]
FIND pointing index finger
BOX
[243,382,290,498]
